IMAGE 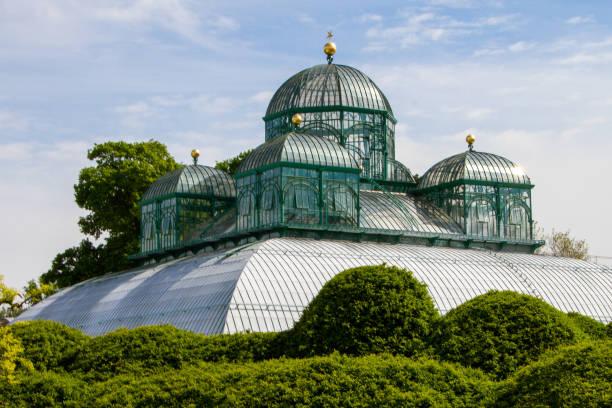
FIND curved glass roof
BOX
[17,237,612,335]
[142,165,236,201]
[419,150,531,190]
[238,131,359,174]
[265,64,394,119]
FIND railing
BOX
[587,255,612,267]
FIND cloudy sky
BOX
[1,0,611,287]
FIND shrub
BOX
[284,264,439,357]
[435,291,579,379]
[1,370,89,408]
[566,312,607,339]
[0,327,31,384]
[86,354,493,407]
[72,325,280,377]
[9,320,89,371]
[494,340,612,407]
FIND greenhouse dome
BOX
[237,131,359,175]
[265,64,394,120]
[142,164,236,200]
[418,150,532,191]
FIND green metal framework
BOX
[417,150,534,241]
[264,64,414,187]
[139,165,236,254]
[236,131,360,232]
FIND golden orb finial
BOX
[191,148,200,164]
[466,134,476,150]
[324,31,336,63]
[291,113,303,127]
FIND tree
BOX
[214,149,252,175]
[534,223,589,260]
[42,141,179,288]
[548,230,589,260]
[0,276,55,319]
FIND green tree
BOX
[0,276,55,318]
[42,141,179,288]
[214,149,252,175]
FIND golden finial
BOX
[466,134,476,150]
[323,31,336,64]
[191,148,200,164]
[291,113,303,127]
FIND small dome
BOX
[419,150,531,190]
[238,131,360,174]
[142,165,236,201]
[265,64,394,119]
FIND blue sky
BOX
[1,0,611,287]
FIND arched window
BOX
[284,182,319,224]
[325,184,357,226]
[505,203,530,240]
[467,199,496,238]
[260,186,280,227]
[237,192,256,231]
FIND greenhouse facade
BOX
[16,38,612,333]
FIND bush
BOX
[9,321,89,371]
[494,340,612,407]
[72,325,280,377]
[435,291,580,379]
[566,312,607,339]
[284,264,439,357]
[86,354,493,407]
[0,370,89,408]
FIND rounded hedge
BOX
[284,264,439,357]
[494,340,612,407]
[566,312,607,339]
[72,325,279,377]
[9,320,90,371]
[434,291,580,379]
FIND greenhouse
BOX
[16,38,612,333]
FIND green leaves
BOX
[434,290,580,379]
[284,265,439,358]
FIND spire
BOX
[323,31,337,64]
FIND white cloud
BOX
[566,16,593,25]
[359,14,383,23]
[250,91,274,103]
[364,11,519,51]
[0,110,29,131]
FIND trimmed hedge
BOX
[494,340,612,407]
[434,291,580,379]
[9,321,89,371]
[283,264,439,357]
[3,354,493,407]
[566,312,607,339]
[71,325,280,377]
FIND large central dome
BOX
[265,64,394,119]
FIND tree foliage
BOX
[214,149,252,175]
[548,230,589,260]
[0,327,28,384]
[434,290,581,379]
[0,275,56,319]
[43,141,179,288]
[284,265,439,358]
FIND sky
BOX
[1,0,611,287]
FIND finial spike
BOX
[191,148,200,165]
[323,31,337,64]
[466,134,476,151]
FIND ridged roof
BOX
[419,150,531,190]
[265,64,394,118]
[17,238,612,335]
[237,132,359,174]
[142,165,236,201]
